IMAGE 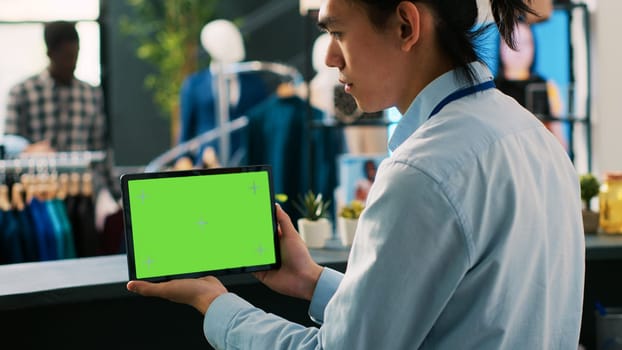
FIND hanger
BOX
[276,82,297,98]
[21,174,36,204]
[202,146,221,169]
[21,173,41,202]
[0,184,10,211]
[45,174,59,201]
[57,173,69,200]
[81,172,93,197]
[11,182,25,211]
[173,156,195,171]
[33,174,54,201]
[68,172,81,197]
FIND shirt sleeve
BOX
[204,293,324,350]
[203,267,342,350]
[5,84,24,136]
[308,267,343,324]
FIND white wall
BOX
[592,0,622,176]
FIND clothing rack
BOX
[144,116,249,173]
[216,61,304,84]
[0,150,107,174]
[211,60,304,166]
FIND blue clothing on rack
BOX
[245,95,346,223]
[14,208,38,262]
[45,200,65,259]
[178,69,271,165]
[0,209,24,264]
[53,198,76,259]
[28,198,57,261]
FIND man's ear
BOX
[396,1,420,52]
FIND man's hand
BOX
[127,205,323,314]
[23,140,55,154]
[254,204,323,301]
[127,276,227,315]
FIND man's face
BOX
[318,0,403,113]
[48,41,79,84]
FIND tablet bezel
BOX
[121,165,280,282]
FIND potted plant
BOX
[580,173,600,234]
[337,200,364,246]
[292,190,332,248]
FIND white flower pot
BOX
[338,217,358,246]
[298,218,331,248]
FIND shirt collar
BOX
[388,61,494,152]
[39,69,54,86]
[39,68,76,88]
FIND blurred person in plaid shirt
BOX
[4,20,119,201]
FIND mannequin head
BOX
[312,33,334,75]
[499,21,535,80]
[310,33,339,114]
[200,19,245,63]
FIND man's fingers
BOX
[127,280,158,296]
[127,280,179,300]
[275,204,296,237]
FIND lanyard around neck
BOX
[428,80,495,119]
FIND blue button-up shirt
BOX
[204,62,585,349]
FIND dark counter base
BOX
[1,282,324,349]
[2,235,622,349]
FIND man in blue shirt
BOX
[128,0,585,348]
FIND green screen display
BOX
[125,169,277,280]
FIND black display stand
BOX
[0,250,348,349]
[1,236,621,349]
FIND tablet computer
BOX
[121,165,280,282]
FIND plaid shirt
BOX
[5,69,119,198]
[5,69,106,151]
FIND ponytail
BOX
[490,0,537,50]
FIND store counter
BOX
[584,233,622,260]
[0,247,349,311]
[0,246,348,349]
[1,235,621,349]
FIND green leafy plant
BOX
[292,190,331,221]
[120,0,218,137]
[339,200,365,219]
[580,173,600,211]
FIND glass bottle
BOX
[599,172,622,234]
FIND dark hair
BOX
[496,19,539,79]
[362,159,377,179]
[351,0,536,83]
[44,21,79,52]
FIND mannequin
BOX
[175,19,270,169]
[200,19,245,64]
[309,33,339,117]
